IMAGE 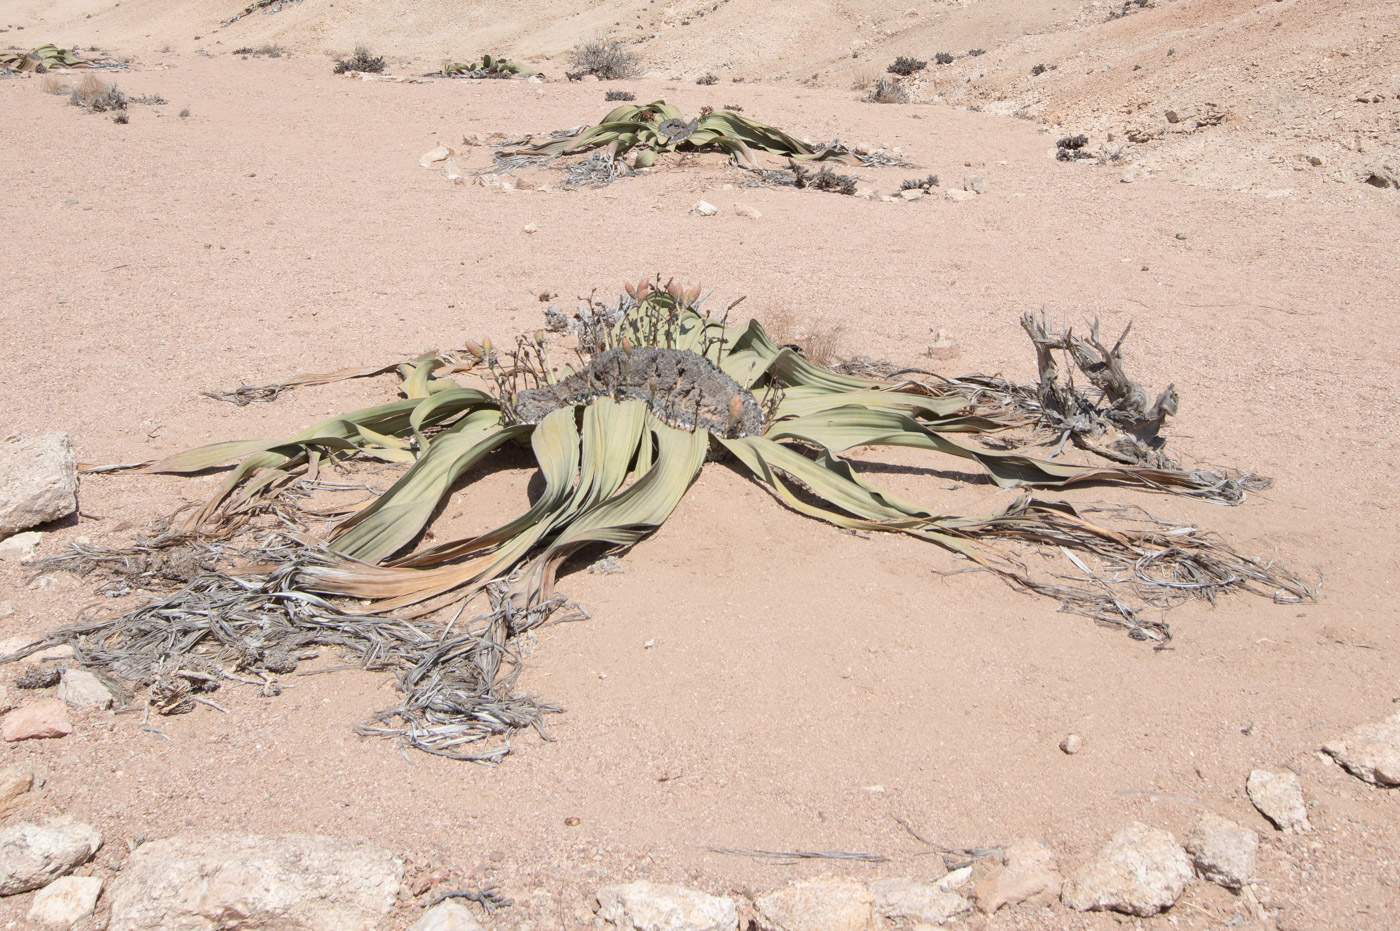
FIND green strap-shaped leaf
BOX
[331,410,526,562]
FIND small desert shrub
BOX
[793,164,857,196]
[40,74,68,95]
[112,110,129,124]
[1030,63,1048,76]
[865,77,908,104]
[69,74,127,113]
[695,72,717,85]
[604,89,635,101]
[333,44,384,74]
[887,56,925,76]
[1107,0,1152,20]
[255,43,284,57]
[967,48,986,57]
[934,52,955,65]
[765,309,845,367]
[232,47,254,54]
[900,174,939,192]
[722,103,743,112]
[179,106,191,118]
[1056,134,1092,161]
[568,39,640,80]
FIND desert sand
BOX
[1,0,1398,928]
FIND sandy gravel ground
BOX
[1,1,1399,928]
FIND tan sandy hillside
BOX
[6,0,1397,194]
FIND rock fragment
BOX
[1184,812,1257,891]
[0,434,78,535]
[0,762,35,813]
[107,834,401,931]
[420,145,452,167]
[0,531,42,563]
[1364,162,1399,189]
[597,881,739,931]
[1059,734,1083,755]
[973,839,1061,913]
[869,878,968,925]
[964,175,987,194]
[691,200,718,217]
[410,899,486,931]
[0,819,103,895]
[733,202,762,218]
[1246,769,1311,833]
[1323,711,1400,786]
[2,698,73,742]
[1060,822,1192,917]
[57,668,113,710]
[754,876,874,931]
[945,189,976,202]
[28,875,103,927]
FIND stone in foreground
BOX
[410,899,485,931]
[57,668,114,710]
[0,819,103,895]
[1060,822,1192,917]
[755,876,874,931]
[0,433,78,536]
[1,699,73,742]
[1246,769,1311,833]
[869,877,968,925]
[29,875,104,927]
[0,762,35,814]
[1184,812,1257,891]
[107,834,401,931]
[973,838,1062,913]
[1322,711,1400,787]
[597,881,738,931]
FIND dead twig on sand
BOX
[707,847,890,863]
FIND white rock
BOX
[523,223,538,234]
[411,899,485,931]
[964,175,987,194]
[443,158,465,181]
[0,638,73,661]
[973,839,1061,913]
[1060,822,1192,917]
[0,434,78,535]
[1323,711,1400,786]
[755,876,874,931]
[29,875,103,927]
[597,881,738,931]
[0,531,42,563]
[869,878,968,925]
[419,145,452,168]
[1184,812,1257,891]
[1246,769,1311,833]
[854,187,877,200]
[691,200,718,217]
[0,819,103,895]
[945,189,976,202]
[733,202,762,218]
[57,668,113,710]
[0,599,15,617]
[0,762,35,813]
[2,698,73,742]
[1060,734,1084,754]
[0,685,11,714]
[898,188,924,201]
[107,834,401,931]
